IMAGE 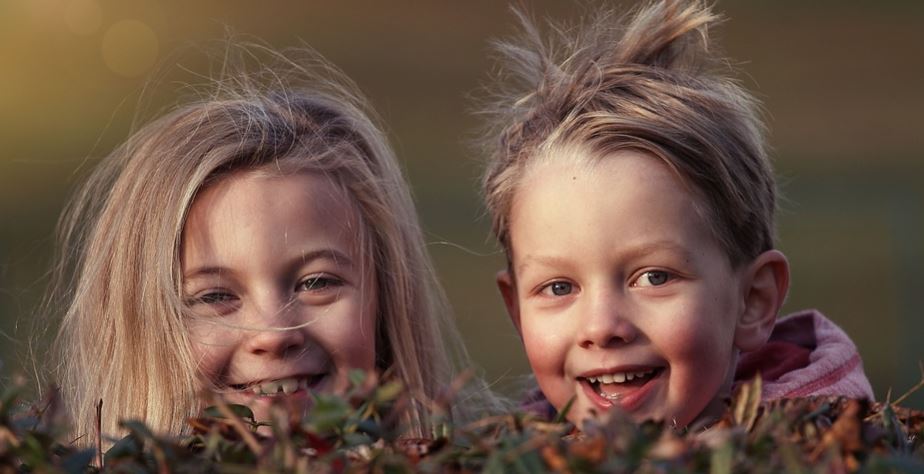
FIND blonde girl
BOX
[48,46,489,443]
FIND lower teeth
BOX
[600,391,623,401]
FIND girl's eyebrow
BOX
[292,248,354,269]
[183,248,355,280]
[182,266,231,281]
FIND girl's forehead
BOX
[183,171,367,257]
[197,170,351,213]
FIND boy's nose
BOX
[242,299,307,358]
[578,291,637,349]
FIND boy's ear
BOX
[496,269,522,336]
[735,250,790,352]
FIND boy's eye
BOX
[297,275,344,292]
[633,270,672,287]
[541,281,574,296]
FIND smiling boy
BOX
[480,0,874,427]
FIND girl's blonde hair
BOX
[50,45,484,442]
[481,0,776,267]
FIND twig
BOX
[95,399,103,468]
[460,414,516,432]
[890,361,924,408]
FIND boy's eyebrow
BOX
[183,248,355,280]
[516,240,694,275]
[516,255,572,275]
[622,241,695,262]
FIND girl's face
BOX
[498,150,748,428]
[181,170,377,423]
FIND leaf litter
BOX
[0,370,921,473]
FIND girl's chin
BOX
[219,387,315,425]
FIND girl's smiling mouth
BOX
[578,367,664,411]
[224,373,329,397]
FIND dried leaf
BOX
[567,433,606,464]
[540,445,569,472]
[732,374,762,431]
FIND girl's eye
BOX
[196,292,237,304]
[633,270,673,287]
[541,281,574,297]
[297,275,344,292]
[185,290,239,315]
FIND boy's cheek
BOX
[520,323,569,369]
[521,325,574,406]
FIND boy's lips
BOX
[577,366,664,412]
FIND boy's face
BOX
[499,150,749,427]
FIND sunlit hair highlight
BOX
[481,0,777,267]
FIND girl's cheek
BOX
[187,323,237,376]
[188,317,237,345]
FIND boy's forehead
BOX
[525,144,597,179]
[517,147,683,207]
[508,149,736,273]
[525,146,677,186]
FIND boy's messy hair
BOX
[49,44,491,443]
[481,0,776,267]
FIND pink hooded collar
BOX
[735,309,874,400]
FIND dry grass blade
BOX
[890,361,924,408]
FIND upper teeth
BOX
[250,377,308,395]
[587,370,654,384]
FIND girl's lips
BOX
[221,378,323,411]
[578,367,664,413]
[222,373,330,398]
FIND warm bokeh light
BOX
[63,0,102,36]
[101,19,158,77]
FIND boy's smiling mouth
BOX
[578,367,664,409]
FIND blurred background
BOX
[1,1,921,408]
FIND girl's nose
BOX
[578,289,638,349]
[245,326,307,358]
[242,300,307,358]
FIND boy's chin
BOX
[562,396,678,430]
[566,398,729,432]
[685,395,730,430]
